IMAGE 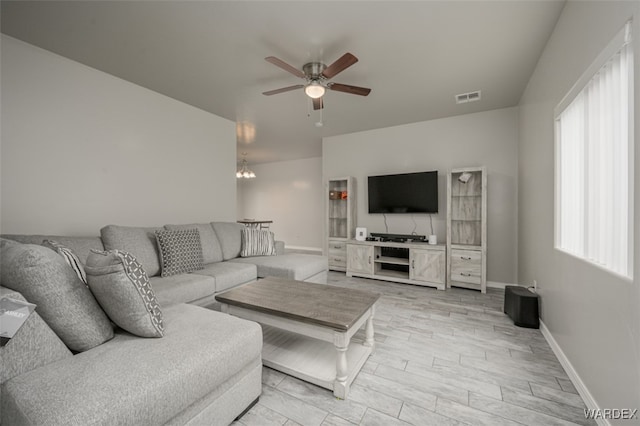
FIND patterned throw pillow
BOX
[155,228,204,277]
[42,239,87,285]
[240,228,277,257]
[85,249,164,338]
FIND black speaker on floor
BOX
[504,286,540,329]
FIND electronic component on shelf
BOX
[369,233,427,243]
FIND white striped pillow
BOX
[240,229,277,257]
[42,239,88,285]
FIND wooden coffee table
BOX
[215,277,379,399]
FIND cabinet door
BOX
[347,245,374,275]
[327,178,350,239]
[410,249,445,284]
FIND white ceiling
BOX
[1,1,565,164]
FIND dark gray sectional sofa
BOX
[0,221,328,425]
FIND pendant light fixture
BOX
[236,152,256,179]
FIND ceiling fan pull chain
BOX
[316,98,324,127]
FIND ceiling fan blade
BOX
[312,97,324,110]
[262,85,304,96]
[265,56,305,79]
[322,53,358,79]
[328,83,371,96]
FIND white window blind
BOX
[555,20,634,278]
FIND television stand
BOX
[346,239,445,290]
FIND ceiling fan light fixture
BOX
[304,82,325,99]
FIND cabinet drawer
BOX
[329,241,347,256]
[329,256,347,268]
[451,249,482,284]
[451,249,482,264]
[451,270,481,285]
[329,241,346,250]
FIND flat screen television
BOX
[368,171,438,214]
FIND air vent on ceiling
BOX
[455,90,482,104]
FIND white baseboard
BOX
[539,320,608,426]
[284,245,323,253]
[487,281,514,289]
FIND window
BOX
[555,20,634,278]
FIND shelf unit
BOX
[326,177,356,271]
[346,240,446,290]
[446,167,487,293]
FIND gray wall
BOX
[1,36,237,236]
[518,1,640,413]
[323,107,519,285]
[237,157,323,250]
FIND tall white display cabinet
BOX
[446,167,487,293]
[326,177,356,272]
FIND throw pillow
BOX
[0,238,19,249]
[240,228,277,257]
[155,228,204,277]
[164,223,224,264]
[85,249,164,338]
[0,240,114,352]
[42,239,88,285]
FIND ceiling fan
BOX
[262,52,371,110]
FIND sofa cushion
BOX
[1,303,263,426]
[0,240,113,352]
[150,274,216,306]
[101,225,162,277]
[240,228,277,257]
[1,235,104,264]
[155,228,204,277]
[229,253,328,281]
[190,262,257,292]
[42,239,87,285]
[0,287,72,385]
[211,222,245,260]
[164,223,224,264]
[85,250,164,338]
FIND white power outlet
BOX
[532,280,538,292]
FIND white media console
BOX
[346,239,446,290]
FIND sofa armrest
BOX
[275,240,285,255]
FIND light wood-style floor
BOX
[233,271,594,426]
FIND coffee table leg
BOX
[365,306,375,350]
[334,333,349,399]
